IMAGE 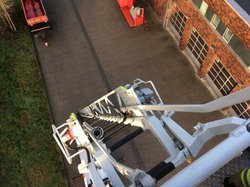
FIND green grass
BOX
[0,5,67,187]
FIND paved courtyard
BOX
[33,0,249,186]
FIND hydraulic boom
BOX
[52,79,250,187]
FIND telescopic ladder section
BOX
[52,79,250,187]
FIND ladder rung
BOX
[98,121,114,129]
[108,128,144,152]
[103,123,121,133]
[89,119,102,126]
[103,124,130,142]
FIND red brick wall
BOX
[149,0,168,18]
[207,0,250,50]
[149,0,250,87]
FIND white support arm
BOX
[189,117,246,156]
[143,116,179,161]
[162,116,246,157]
[121,87,250,113]
[161,122,250,187]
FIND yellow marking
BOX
[186,158,192,164]
[70,113,76,121]
[119,86,128,92]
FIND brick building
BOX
[149,0,250,119]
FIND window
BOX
[170,11,187,37]
[223,28,233,43]
[200,1,208,15]
[208,60,249,119]
[232,101,250,119]
[187,30,209,64]
[192,0,202,8]
[216,21,226,35]
[193,0,250,68]
[205,7,214,21]
[229,36,250,66]
[210,14,220,28]
[208,60,237,96]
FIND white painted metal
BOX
[142,116,179,161]
[52,79,250,187]
[86,161,106,187]
[133,79,164,104]
[162,116,246,156]
[161,120,250,187]
[83,123,136,178]
[121,86,250,113]
[161,115,194,149]
[52,124,74,164]
[95,150,125,187]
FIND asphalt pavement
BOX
[33,0,248,186]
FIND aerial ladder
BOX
[52,79,250,187]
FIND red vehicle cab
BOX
[21,0,51,46]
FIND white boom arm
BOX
[121,86,250,113]
[52,79,250,187]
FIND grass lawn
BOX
[0,5,67,187]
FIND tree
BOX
[0,0,16,31]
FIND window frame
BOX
[187,30,209,64]
[207,59,237,96]
[170,10,187,37]
[232,102,250,119]
[192,0,203,8]
[200,1,208,15]
[223,28,234,43]
[210,14,220,28]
